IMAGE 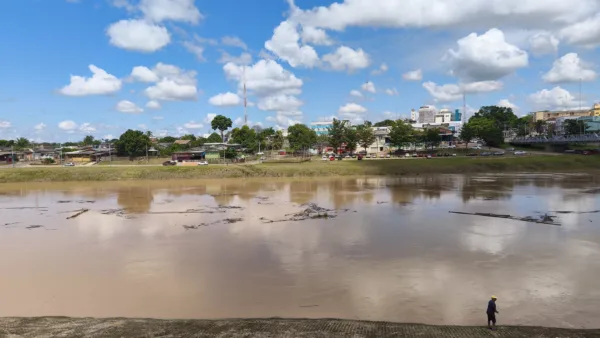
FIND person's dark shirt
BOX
[487,300,497,314]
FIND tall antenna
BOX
[462,92,466,123]
[243,66,248,126]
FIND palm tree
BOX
[534,120,546,135]
[15,137,31,150]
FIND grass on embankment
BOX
[1,156,599,183]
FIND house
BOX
[174,139,191,146]
[172,143,242,161]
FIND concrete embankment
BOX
[1,317,599,337]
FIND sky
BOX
[1,0,600,142]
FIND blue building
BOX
[453,109,462,122]
[310,120,351,136]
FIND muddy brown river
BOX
[1,175,600,328]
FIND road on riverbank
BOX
[1,317,599,337]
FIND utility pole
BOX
[580,77,583,135]
[11,145,14,168]
[146,144,149,163]
[463,92,466,123]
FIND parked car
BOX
[412,153,418,157]
[481,152,491,156]
[514,151,527,155]
[448,145,457,149]
[63,162,75,167]
[365,154,371,158]
[385,154,391,158]
[466,153,478,157]
[162,160,176,166]
[197,161,208,166]
[321,155,328,161]
[472,146,482,150]
[357,154,363,160]
[506,148,515,151]
[426,155,432,159]
[493,151,505,156]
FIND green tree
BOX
[159,136,177,143]
[327,119,347,154]
[116,129,150,158]
[470,118,503,147]
[534,120,546,134]
[389,120,414,150]
[459,122,476,148]
[288,124,317,151]
[206,132,223,143]
[315,134,329,153]
[515,115,532,136]
[14,137,31,150]
[211,115,233,142]
[356,124,376,153]
[190,137,206,148]
[180,134,197,141]
[230,125,258,152]
[423,128,442,150]
[473,105,518,128]
[345,127,359,154]
[82,135,95,146]
[563,119,588,135]
[373,119,395,127]
[0,140,14,148]
[272,130,285,150]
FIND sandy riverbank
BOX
[1,317,599,337]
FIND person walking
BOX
[487,296,499,330]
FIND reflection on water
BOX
[1,175,600,328]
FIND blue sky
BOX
[1,0,599,142]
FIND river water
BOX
[1,175,599,328]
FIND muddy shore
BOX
[1,317,599,337]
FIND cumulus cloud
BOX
[423,81,502,103]
[339,103,367,115]
[139,0,202,24]
[529,86,581,110]
[497,99,519,111]
[446,28,528,81]
[59,65,122,96]
[107,19,171,52]
[116,100,143,113]
[266,114,302,128]
[0,120,11,128]
[265,20,320,68]
[371,63,388,76]
[290,0,596,31]
[560,14,600,48]
[130,63,198,101]
[218,51,252,65]
[529,32,559,56]
[257,95,303,112]
[221,36,248,49]
[34,123,47,131]
[146,100,161,110]
[402,69,422,81]
[301,26,333,46]
[385,88,398,96]
[58,120,78,132]
[208,92,242,107]
[322,46,370,72]
[350,90,363,98]
[204,113,217,124]
[542,53,597,83]
[361,81,376,93]
[224,59,303,97]
[79,123,96,133]
[183,121,204,129]
[183,41,206,61]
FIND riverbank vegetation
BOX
[1,156,599,183]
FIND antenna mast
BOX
[243,66,248,126]
[463,92,466,123]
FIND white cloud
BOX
[34,123,47,131]
[322,46,370,72]
[402,69,422,81]
[350,90,363,98]
[218,51,252,65]
[183,121,204,129]
[79,123,96,133]
[0,120,11,128]
[139,0,202,24]
[204,113,217,124]
[529,32,559,56]
[258,95,303,112]
[446,28,528,81]
[291,0,596,31]
[138,124,148,130]
[146,100,161,110]
[107,19,171,53]
[423,80,502,102]
[529,86,581,110]
[224,59,303,97]
[59,65,122,96]
[385,88,398,96]
[266,114,302,129]
[58,120,78,132]
[131,63,198,101]
[183,41,206,61]
[371,63,388,76]
[221,36,247,49]
[208,92,241,107]
[497,99,519,111]
[265,20,320,68]
[361,81,376,93]
[339,103,367,115]
[560,14,600,48]
[301,26,333,46]
[103,134,115,140]
[116,100,144,114]
[542,53,597,83]
[152,116,164,120]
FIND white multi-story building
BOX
[410,109,419,122]
[418,105,437,124]
[435,109,452,124]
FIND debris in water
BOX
[26,225,43,230]
[218,205,243,210]
[552,210,600,215]
[3,222,19,226]
[66,209,90,220]
[261,203,348,223]
[583,188,600,194]
[377,201,388,204]
[223,218,243,224]
[182,225,199,230]
[449,211,560,226]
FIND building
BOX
[310,120,351,136]
[593,103,600,116]
[410,109,419,122]
[578,116,600,133]
[418,106,437,124]
[435,109,452,124]
[534,109,592,122]
[452,109,462,122]
[554,116,579,134]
